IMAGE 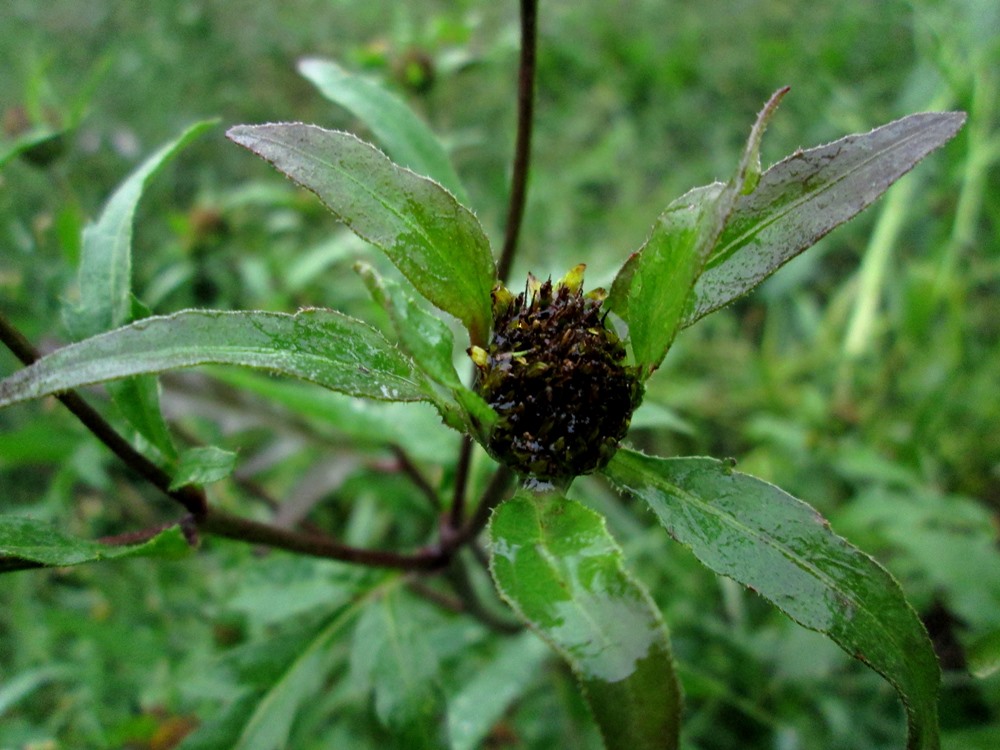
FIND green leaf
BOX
[66,119,216,339]
[169,446,238,491]
[0,126,67,170]
[352,589,445,747]
[0,517,190,571]
[489,488,681,750]
[968,629,1000,679]
[604,449,941,750]
[608,89,788,373]
[298,57,467,201]
[682,110,966,327]
[606,185,727,373]
[64,121,215,458]
[227,123,496,346]
[356,262,496,440]
[230,611,346,750]
[0,309,432,409]
[447,630,550,750]
[0,666,69,716]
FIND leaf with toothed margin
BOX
[227,123,496,347]
[604,448,942,750]
[298,57,467,201]
[682,110,966,327]
[0,309,433,410]
[0,517,190,572]
[489,486,681,750]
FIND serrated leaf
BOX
[0,517,190,571]
[227,123,496,346]
[356,263,496,440]
[604,449,941,750]
[489,488,681,750]
[169,446,238,491]
[608,89,787,373]
[682,111,966,326]
[67,119,216,339]
[447,630,550,750]
[298,57,467,201]
[0,309,432,409]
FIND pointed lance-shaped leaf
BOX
[227,123,496,347]
[0,309,432,410]
[604,449,942,750]
[298,57,467,202]
[608,89,789,374]
[682,110,966,327]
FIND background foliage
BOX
[1,0,998,748]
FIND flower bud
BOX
[470,266,642,480]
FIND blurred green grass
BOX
[1,0,998,747]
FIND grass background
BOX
[1,0,998,748]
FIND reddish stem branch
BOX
[199,508,447,571]
[496,0,539,284]
[0,313,207,517]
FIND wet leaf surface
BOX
[0,309,432,408]
[604,449,942,750]
[489,487,681,750]
[227,123,496,346]
[683,111,966,326]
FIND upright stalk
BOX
[448,0,539,529]
[496,0,539,284]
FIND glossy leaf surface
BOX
[0,517,189,571]
[683,111,966,326]
[604,449,941,750]
[489,488,681,750]
[298,57,467,200]
[608,89,787,373]
[0,309,431,409]
[607,188,726,373]
[356,262,496,439]
[227,123,496,346]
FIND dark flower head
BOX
[469,264,643,481]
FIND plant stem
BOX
[0,313,454,572]
[496,0,539,284]
[199,508,446,570]
[449,436,474,527]
[391,444,442,512]
[453,464,514,548]
[0,312,207,518]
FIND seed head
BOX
[469,265,643,480]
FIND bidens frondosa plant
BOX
[0,3,969,749]
[470,266,642,482]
